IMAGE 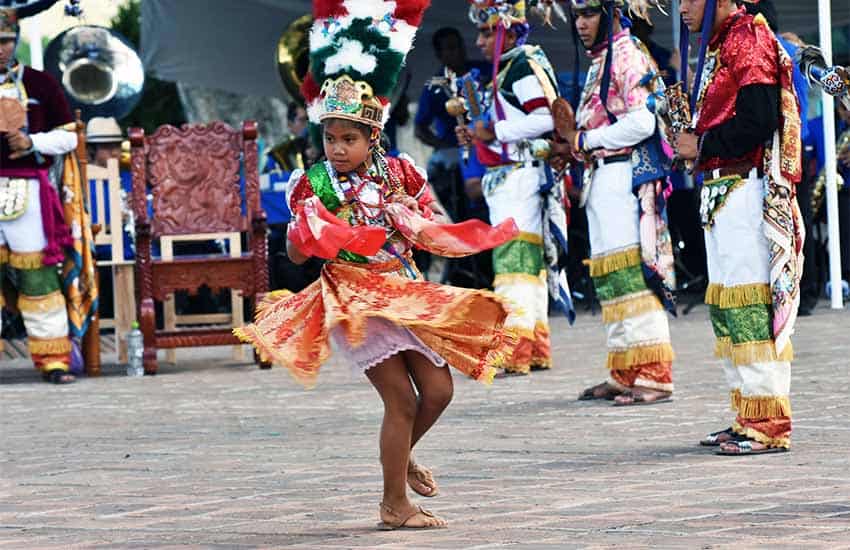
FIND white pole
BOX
[818,0,843,309]
[670,0,680,51]
[26,16,44,70]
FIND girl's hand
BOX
[392,194,422,213]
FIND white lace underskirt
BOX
[330,317,447,376]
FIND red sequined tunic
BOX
[694,8,779,173]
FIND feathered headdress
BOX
[0,8,20,39]
[569,0,666,25]
[468,0,575,29]
[300,0,430,130]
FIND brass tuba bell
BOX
[44,25,144,121]
[277,14,312,106]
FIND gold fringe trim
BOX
[732,421,791,449]
[9,251,45,270]
[18,291,65,314]
[715,336,732,358]
[705,283,723,306]
[515,231,543,245]
[601,292,663,323]
[738,394,792,419]
[730,388,742,411]
[607,342,675,371]
[719,283,772,309]
[588,246,641,278]
[28,336,72,355]
[0,246,8,264]
[42,361,70,373]
[493,271,546,287]
[731,340,793,366]
[706,283,772,308]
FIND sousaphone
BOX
[276,13,409,108]
[44,25,144,121]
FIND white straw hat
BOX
[86,117,124,143]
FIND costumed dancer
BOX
[0,8,76,383]
[457,0,574,378]
[673,0,803,454]
[236,0,520,529]
[550,0,676,405]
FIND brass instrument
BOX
[43,25,144,121]
[277,14,312,106]
[812,128,849,218]
[658,82,694,172]
[276,13,411,110]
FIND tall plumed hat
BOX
[0,8,20,39]
[468,0,527,28]
[300,0,430,130]
[468,0,574,28]
[568,0,665,24]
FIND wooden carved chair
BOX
[129,121,269,375]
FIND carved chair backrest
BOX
[136,122,257,238]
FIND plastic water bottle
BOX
[126,321,145,377]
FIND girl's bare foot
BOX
[407,461,438,497]
[378,501,447,530]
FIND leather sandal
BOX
[377,502,447,530]
[700,427,737,446]
[578,381,621,401]
[408,462,438,497]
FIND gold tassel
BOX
[607,342,675,370]
[28,336,72,356]
[601,292,663,323]
[588,247,641,278]
[705,283,723,306]
[18,291,65,314]
[715,336,732,358]
[730,388,742,411]
[9,251,45,270]
[731,340,794,366]
[737,394,792,419]
[732,421,791,449]
[718,283,772,309]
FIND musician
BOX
[0,8,77,383]
[264,103,308,174]
[672,0,803,454]
[550,0,676,405]
[456,0,562,377]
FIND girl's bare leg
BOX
[405,350,453,496]
[367,353,446,527]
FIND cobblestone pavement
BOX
[2,302,850,549]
